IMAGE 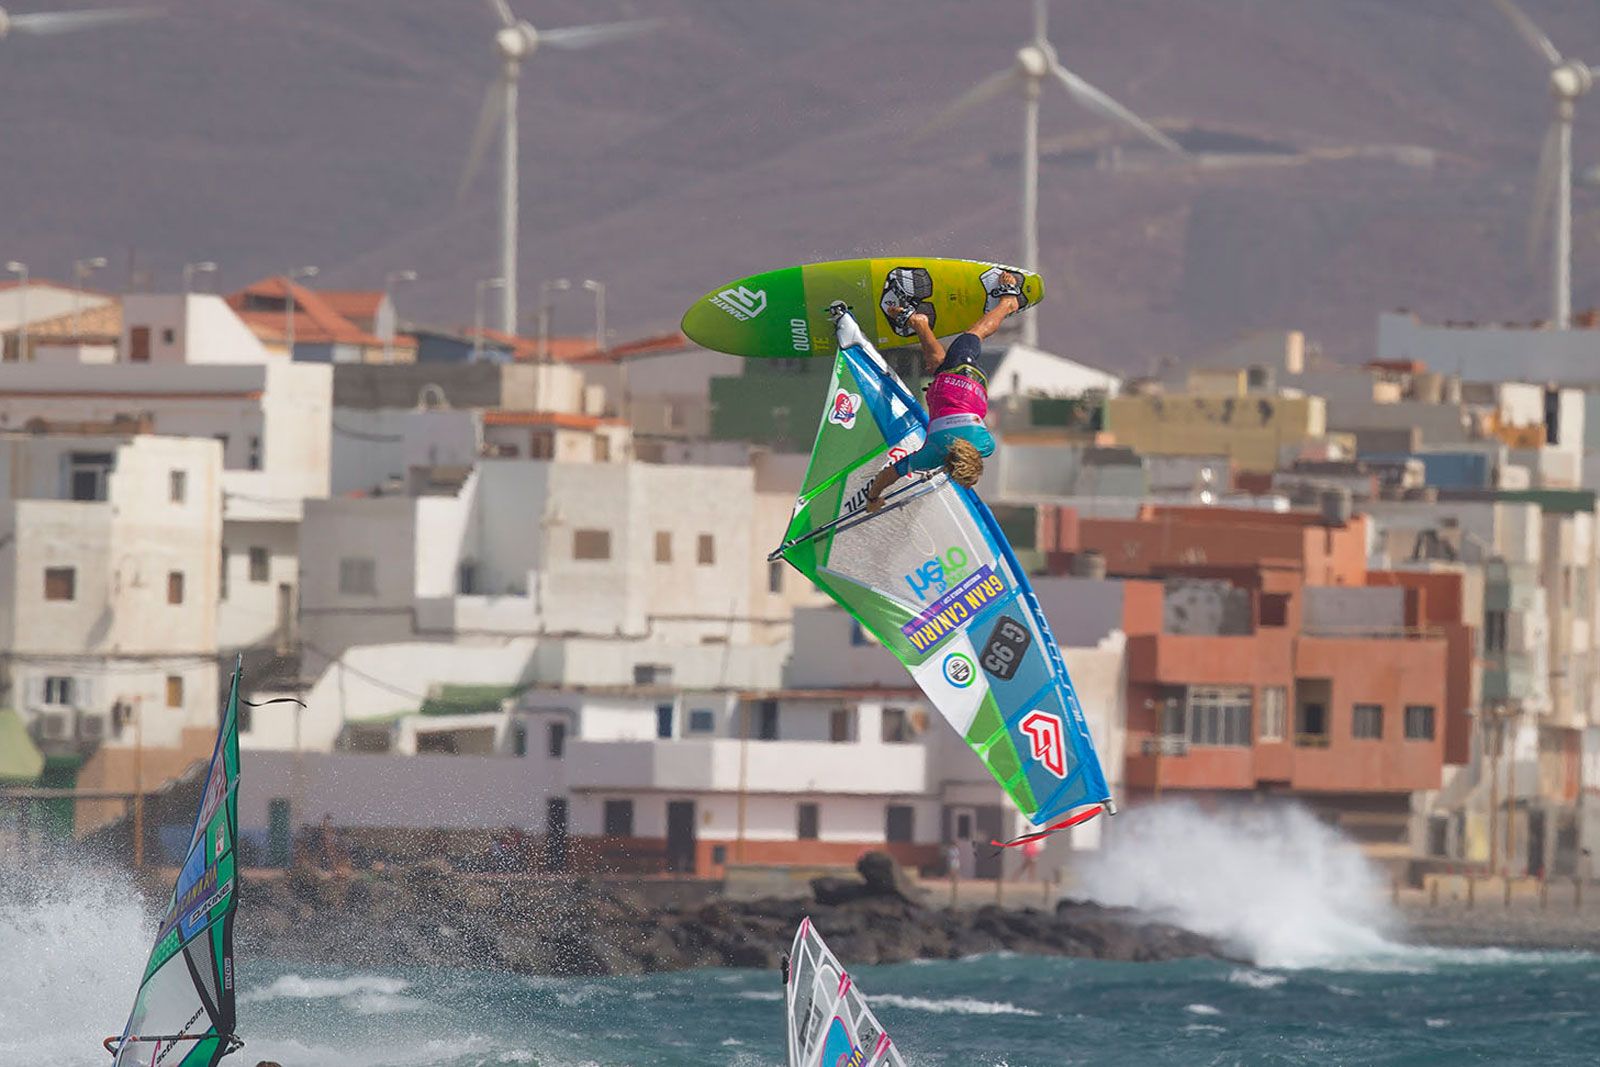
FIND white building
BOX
[1377,312,1600,386]
[0,295,333,656]
[299,457,818,664]
[0,427,222,751]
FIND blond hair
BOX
[944,438,984,488]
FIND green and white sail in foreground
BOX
[773,311,1113,838]
[106,660,244,1066]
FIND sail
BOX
[108,662,243,1066]
[775,313,1112,834]
[785,918,907,1067]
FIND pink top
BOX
[926,372,988,421]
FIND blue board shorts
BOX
[893,415,996,476]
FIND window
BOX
[1484,609,1507,654]
[654,531,672,563]
[1260,687,1287,742]
[573,529,611,561]
[546,721,566,759]
[510,722,527,757]
[129,326,151,362]
[603,799,634,837]
[248,547,269,583]
[829,707,856,743]
[697,533,715,565]
[1159,696,1185,737]
[885,805,914,843]
[166,675,183,708]
[169,470,187,504]
[68,452,113,501]
[1297,702,1329,746]
[634,663,673,685]
[247,435,262,471]
[167,571,185,605]
[214,434,230,465]
[849,620,871,647]
[797,803,820,841]
[338,557,377,595]
[44,567,75,602]
[594,435,611,462]
[43,676,74,705]
[768,561,784,594]
[1405,705,1436,741]
[1259,593,1289,627]
[161,327,175,345]
[882,706,914,744]
[757,699,779,741]
[656,703,675,739]
[1186,686,1252,747]
[688,708,716,734]
[1352,703,1383,740]
[219,548,229,601]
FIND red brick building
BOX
[1044,505,1474,856]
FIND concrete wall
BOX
[330,409,480,494]
[238,750,552,835]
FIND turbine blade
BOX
[457,80,505,203]
[1050,63,1184,154]
[487,0,515,29]
[538,18,663,50]
[9,7,161,35]
[1491,0,1562,67]
[1527,119,1561,266]
[1033,0,1048,44]
[911,68,1021,141]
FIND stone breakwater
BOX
[236,852,1223,976]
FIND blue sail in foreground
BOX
[107,661,244,1066]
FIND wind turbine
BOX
[0,5,159,39]
[919,0,1184,347]
[458,0,659,336]
[1493,0,1596,330]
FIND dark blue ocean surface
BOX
[168,948,1600,1067]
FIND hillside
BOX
[3,0,1598,371]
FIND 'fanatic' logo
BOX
[710,286,768,321]
[1020,711,1068,778]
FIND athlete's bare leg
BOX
[967,271,1022,341]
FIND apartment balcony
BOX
[1125,729,1441,795]
[1126,632,1291,687]
[565,738,929,795]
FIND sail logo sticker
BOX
[1020,711,1069,778]
[902,566,1005,652]
[942,652,976,688]
[828,390,861,429]
[711,285,768,321]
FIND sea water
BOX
[8,804,1600,1066]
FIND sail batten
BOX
[778,316,1112,831]
[107,662,243,1066]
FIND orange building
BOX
[1045,505,1473,856]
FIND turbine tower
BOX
[1493,0,1596,330]
[920,0,1184,346]
[0,5,159,39]
[459,0,659,336]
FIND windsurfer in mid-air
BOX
[863,270,1026,509]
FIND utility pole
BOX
[132,694,144,869]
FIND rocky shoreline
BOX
[236,852,1224,976]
